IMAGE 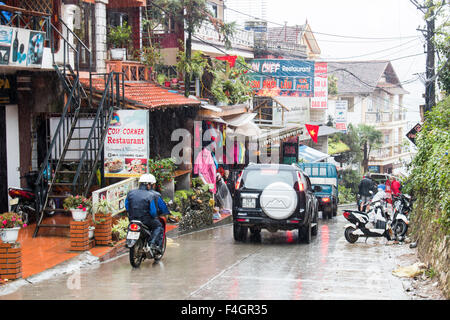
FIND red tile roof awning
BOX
[80,79,201,110]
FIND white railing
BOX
[192,22,254,49]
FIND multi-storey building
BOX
[326,60,412,175]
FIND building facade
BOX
[326,61,412,175]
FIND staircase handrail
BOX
[73,72,122,196]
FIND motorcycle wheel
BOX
[129,238,144,268]
[154,235,167,261]
[394,220,408,237]
[46,199,57,216]
[13,204,29,226]
[344,226,359,243]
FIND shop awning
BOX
[222,113,256,127]
[232,121,262,137]
[298,145,329,162]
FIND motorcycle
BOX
[343,199,394,243]
[391,194,412,238]
[126,217,167,268]
[8,172,56,225]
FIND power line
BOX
[148,0,423,112]
[223,4,420,40]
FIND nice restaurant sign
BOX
[104,110,149,178]
[248,59,316,98]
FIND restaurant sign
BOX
[248,59,315,97]
[104,110,149,177]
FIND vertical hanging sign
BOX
[311,62,328,109]
[335,100,348,132]
[104,110,150,178]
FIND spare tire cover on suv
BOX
[260,182,298,220]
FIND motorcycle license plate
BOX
[126,231,140,240]
[10,198,19,205]
[242,198,256,208]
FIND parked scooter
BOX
[391,193,413,238]
[8,172,56,225]
[125,217,167,268]
[343,197,394,243]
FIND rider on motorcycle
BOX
[125,174,170,254]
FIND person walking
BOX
[358,173,376,212]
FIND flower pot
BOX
[71,208,88,221]
[89,226,95,240]
[0,227,20,243]
[110,48,126,61]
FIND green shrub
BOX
[407,96,450,234]
[338,185,356,204]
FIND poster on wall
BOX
[311,62,328,109]
[248,59,315,97]
[9,28,30,67]
[27,31,45,67]
[104,110,149,178]
[0,26,13,65]
[91,177,139,216]
[335,100,348,132]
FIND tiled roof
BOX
[80,79,201,109]
[327,61,394,95]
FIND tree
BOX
[354,124,382,173]
[328,124,362,167]
[151,0,235,97]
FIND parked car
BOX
[370,173,392,185]
[297,162,338,219]
[232,163,320,244]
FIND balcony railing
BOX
[254,39,307,58]
[369,144,409,161]
[106,60,151,81]
[365,111,406,124]
[192,22,254,50]
[0,4,51,41]
[365,111,392,123]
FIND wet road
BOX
[0,209,410,300]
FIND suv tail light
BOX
[294,172,304,192]
[322,197,331,203]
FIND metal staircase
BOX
[32,18,124,237]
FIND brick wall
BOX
[0,242,22,280]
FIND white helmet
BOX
[139,174,156,184]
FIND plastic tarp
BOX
[298,145,329,162]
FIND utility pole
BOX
[410,0,436,115]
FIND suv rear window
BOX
[242,169,295,189]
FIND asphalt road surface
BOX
[0,208,411,300]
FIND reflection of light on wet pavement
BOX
[320,225,329,264]
[166,238,179,247]
[228,273,240,299]
[286,231,294,243]
[293,278,303,299]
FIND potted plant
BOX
[63,195,92,221]
[148,157,177,198]
[156,73,168,86]
[107,22,132,61]
[92,200,113,245]
[0,212,26,243]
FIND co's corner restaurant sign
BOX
[248,59,316,98]
[104,110,150,178]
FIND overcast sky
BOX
[263,0,428,124]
